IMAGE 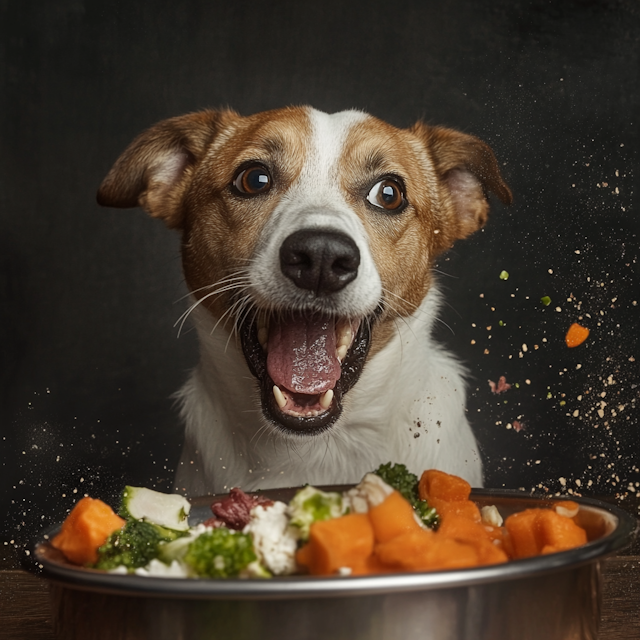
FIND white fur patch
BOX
[174,288,483,495]
[249,108,382,317]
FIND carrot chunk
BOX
[504,509,540,559]
[296,513,374,576]
[535,509,587,552]
[429,497,482,524]
[437,513,489,543]
[51,497,125,565]
[437,514,508,566]
[367,490,422,543]
[505,508,588,559]
[375,530,479,571]
[418,469,471,503]
[565,323,589,348]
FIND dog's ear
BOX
[97,109,234,229]
[411,123,512,239]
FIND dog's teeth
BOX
[336,322,353,348]
[273,385,286,409]
[336,345,348,361]
[258,327,269,350]
[319,389,333,410]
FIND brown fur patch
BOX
[179,107,312,322]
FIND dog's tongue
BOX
[267,316,340,394]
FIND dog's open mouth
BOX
[240,312,372,435]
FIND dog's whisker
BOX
[175,290,221,337]
[434,315,456,336]
[209,301,245,337]
[174,281,252,335]
[174,275,252,303]
[431,267,457,279]
[225,295,254,351]
[380,287,423,316]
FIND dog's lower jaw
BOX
[239,312,373,435]
[173,289,484,497]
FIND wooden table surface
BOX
[2,499,638,640]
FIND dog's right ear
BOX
[97,109,234,229]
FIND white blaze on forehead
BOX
[302,108,369,186]
[250,107,382,317]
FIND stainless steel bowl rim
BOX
[31,488,637,601]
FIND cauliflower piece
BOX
[134,559,191,578]
[244,501,299,576]
[343,473,394,512]
[481,505,504,528]
[342,487,369,514]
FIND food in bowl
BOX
[50,464,588,578]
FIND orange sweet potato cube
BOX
[536,509,587,552]
[504,509,541,559]
[430,497,482,524]
[419,469,472,502]
[438,514,508,566]
[296,513,375,576]
[368,490,422,543]
[375,529,479,572]
[51,497,125,566]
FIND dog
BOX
[97,106,511,496]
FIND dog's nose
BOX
[280,229,360,294]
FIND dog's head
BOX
[98,107,511,436]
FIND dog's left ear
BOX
[411,123,512,239]
[97,109,235,228]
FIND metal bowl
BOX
[31,488,637,640]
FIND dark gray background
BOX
[2,0,639,548]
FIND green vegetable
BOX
[288,486,344,540]
[95,519,185,571]
[183,528,257,578]
[499,270,509,280]
[540,296,551,306]
[120,486,191,531]
[373,462,439,529]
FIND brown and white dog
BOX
[97,107,511,496]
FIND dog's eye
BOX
[233,165,272,195]
[366,179,405,211]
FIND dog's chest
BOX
[174,294,483,495]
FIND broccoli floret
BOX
[373,462,439,529]
[413,499,439,530]
[95,519,185,571]
[183,528,258,578]
[120,486,191,531]
[288,486,344,539]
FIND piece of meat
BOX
[489,376,511,394]
[512,420,524,433]
[210,488,274,530]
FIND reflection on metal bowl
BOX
[31,488,637,640]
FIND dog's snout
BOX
[280,229,360,294]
